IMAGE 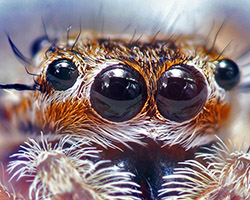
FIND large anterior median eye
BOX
[156,65,208,122]
[90,64,147,122]
[46,59,79,91]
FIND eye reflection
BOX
[46,59,79,91]
[90,64,147,122]
[156,65,208,122]
[214,59,240,90]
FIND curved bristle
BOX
[8,134,140,200]
[6,32,32,65]
[159,139,250,200]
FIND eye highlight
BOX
[156,65,208,122]
[214,59,240,90]
[46,59,79,91]
[90,64,147,122]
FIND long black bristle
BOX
[247,145,250,153]
[71,20,82,50]
[207,19,227,55]
[42,17,50,42]
[0,83,37,91]
[6,32,32,65]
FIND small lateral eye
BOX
[46,59,79,91]
[156,65,208,122]
[214,59,240,90]
[90,64,147,122]
[30,36,50,57]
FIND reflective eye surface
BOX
[156,65,208,122]
[90,64,147,122]
[214,59,240,90]
[46,59,78,91]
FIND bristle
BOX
[71,20,82,50]
[159,139,250,200]
[0,162,20,200]
[8,134,140,200]
[0,182,15,200]
[6,32,32,65]
[0,83,38,91]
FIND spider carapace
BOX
[0,31,249,200]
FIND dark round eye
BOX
[46,59,78,91]
[30,36,50,57]
[90,64,147,122]
[156,65,208,122]
[214,59,240,90]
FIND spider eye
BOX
[31,36,50,57]
[214,59,240,90]
[46,59,79,91]
[156,65,208,122]
[90,64,147,122]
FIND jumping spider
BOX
[0,29,249,200]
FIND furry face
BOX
[0,30,249,200]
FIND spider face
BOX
[28,34,234,149]
[0,31,249,200]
